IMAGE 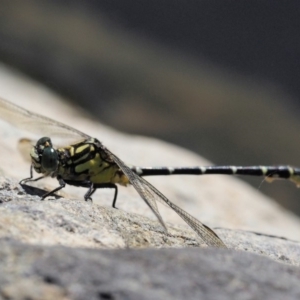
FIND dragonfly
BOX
[2,99,300,248]
[0,98,227,248]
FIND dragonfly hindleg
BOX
[84,182,95,201]
[89,183,118,208]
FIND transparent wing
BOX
[108,149,168,232]
[17,138,34,162]
[17,137,78,163]
[0,98,89,140]
[17,136,86,156]
[106,148,226,248]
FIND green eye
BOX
[41,147,58,172]
[37,137,52,148]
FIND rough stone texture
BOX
[0,177,203,249]
[1,240,300,300]
[1,177,300,268]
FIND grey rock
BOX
[0,177,207,249]
[1,239,300,300]
[1,148,300,300]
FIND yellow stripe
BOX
[75,144,90,154]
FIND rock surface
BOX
[0,177,204,249]
[1,177,300,267]
[1,239,300,300]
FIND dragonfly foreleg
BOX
[19,165,36,184]
[20,175,47,185]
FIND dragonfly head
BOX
[31,137,59,173]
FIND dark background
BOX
[1,0,300,213]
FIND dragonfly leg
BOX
[85,183,118,208]
[111,185,118,209]
[19,165,34,184]
[41,177,66,200]
[20,175,46,185]
[84,183,95,202]
[19,165,47,185]
[62,180,118,204]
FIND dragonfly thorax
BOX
[30,137,59,174]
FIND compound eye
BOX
[36,137,53,152]
[41,147,58,172]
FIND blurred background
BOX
[1,1,300,214]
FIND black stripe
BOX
[132,166,300,179]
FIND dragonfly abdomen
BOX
[131,165,300,180]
